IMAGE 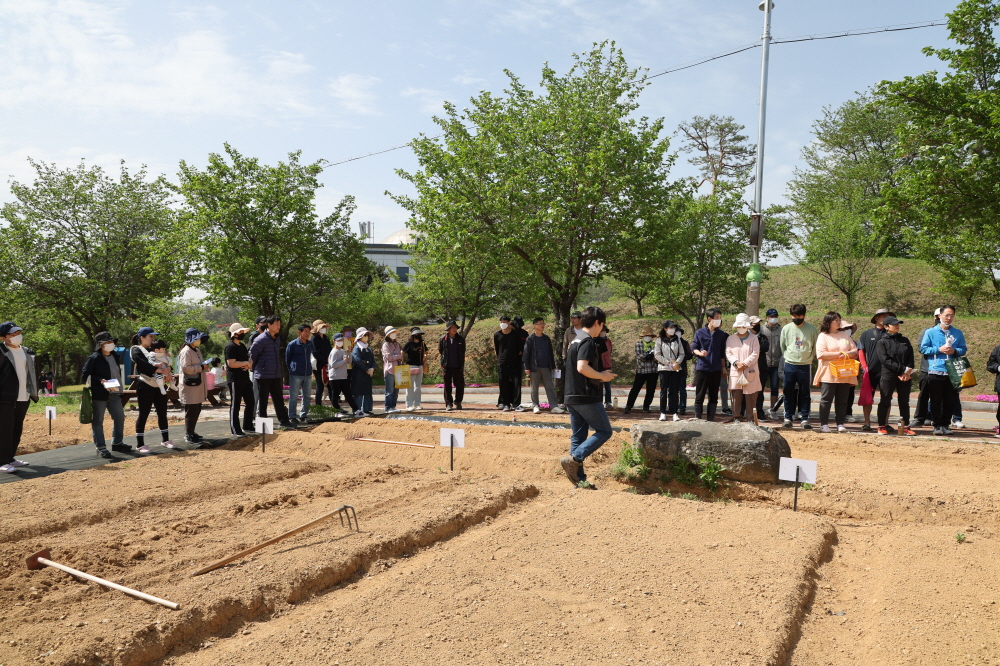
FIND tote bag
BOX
[394,365,412,389]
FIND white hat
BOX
[384,325,398,337]
[733,313,752,329]
[355,327,370,340]
[228,322,250,335]
[934,307,942,317]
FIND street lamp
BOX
[746,0,773,317]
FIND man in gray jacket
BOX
[0,321,39,473]
[762,308,783,414]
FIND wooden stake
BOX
[352,437,433,449]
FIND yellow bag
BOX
[829,357,860,379]
[394,365,411,389]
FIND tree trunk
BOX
[635,298,643,318]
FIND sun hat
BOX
[384,325,398,337]
[840,321,856,332]
[355,327,370,340]
[640,325,655,337]
[228,322,250,336]
[312,319,328,332]
[748,315,762,325]
[185,328,203,344]
[883,315,905,326]
[871,308,895,324]
[733,313,752,329]
[410,327,424,336]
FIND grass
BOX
[697,456,726,493]
[27,393,83,414]
[610,440,650,482]
[679,493,699,501]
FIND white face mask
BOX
[500,323,509,330]
[768,317,779,325]
[642,336,652,343]
[319,327,327,335]
[102,342,115,352]
[737,327,749,335]
[8,334,22,346]
[389,333,397,341]
[666,328,676,337]
[710,319,722,329]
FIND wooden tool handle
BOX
[352,437,434,448]
[40,558,180,610]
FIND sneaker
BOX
[909,419,925,428]
[136,445,151,453]
[837,425,848,433]
[532,405,541,414]
[515,405,527,412]
[500,405,510,412]
[97,448,112,459]
[783,420,793,429]
[363,412,375,417]
[111,444,132,453]
[820,425,831,433]
[844,415,858,423]
[455,404,463,410]
[0,464,17,473]
[932,427,943,436]
[800,421,812,430]
[878,426,889,435]
[659,413,667,421]
[355,409,366,417]
[445,405,453,412]
[9,459,29,468]
[941,426,953,436]
[162,440,176,449]
[952,420,966,429]
[385,408,400,414]
[184,436,198,445]
[190,433,204,442]
[231,431,246,437]
[560,456,581,484]
[550,407,565,414]
[861,424,872,432]
[672,414,680,422]
[722,408,733,416]
[885,424,897,434]
[903,427,917,436]
[605,402,613,410]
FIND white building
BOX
[364,229,414,283]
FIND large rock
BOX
[632,420,791,484]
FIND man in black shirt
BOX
[560,306,616,487]
[224,322,255,436]
[858,308,892,432]
[494,316,522,411]
[438,321,466,411]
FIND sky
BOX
[0,0,954,251]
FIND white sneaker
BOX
[952,420,966,429]
[9,459,29,468]
[354,409,366,418]
[162,440,176,449]
[550,407,565,414]
[385,408,399,414]
[414,405,423,411]
[659,413,667,421]
[0,464,17,473]
[533,406,541,414]
[672,413,680,422]
[837,425,848,433]
[500,406,510,412]
[820,425,831,433]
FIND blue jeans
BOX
[384,373,399,410]
[765,366,781,398]
[288,374,312,418]
[567,401,613,478]
[783,362,812,421]
[91,397,125,449]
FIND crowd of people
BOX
[0,301,999,477]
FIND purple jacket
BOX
[250,330,283,379]
[692,326,729,373]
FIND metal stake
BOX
[450,433,455,471]
[793,465,800,512]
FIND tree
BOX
[390,42,684,383]
[676,114,756,193]
[0,159,181,347]
[175,144,370,353]
[877,0,1000,298]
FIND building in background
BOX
[363,228,414,283]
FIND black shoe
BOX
[111,444,132,454]
[279,421,295,428]
[623,408,631,415]
[232,431,247,437]
[184,435,198,444]
[455,404,463,410]
[721,408,733,415]
[641,408,651,414]
[884,424,897,434]
[97,448,112,459]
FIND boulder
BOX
[631,420,791,484]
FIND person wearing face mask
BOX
[402,327,429,411]
[815,312,859,434]
[247,315,267,413]
[381,326,404,414]
[762,308,784,415]
[875,316,916,436]
[858,309,893,432]
[130,327,174,452]
[919,305,967,436]
[740,316,771,421]
[286,323,315,423]
[511,316,530,411]
[310,320,332,407]
[327,332,358,415]
[439,321,466,411]
[674,325,694,416]
[779,304,820,429]
[625,325,658,415]
[654,320,686,421]
[351,327,377,416]
[178,328,209,445]
[725,314,762,424]
[494,316,522,411]
[224,323,255,436]
[0,322,39,473]
[691,308,729,421]
[81,332,126,458]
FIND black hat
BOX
[883,315,904,326]
[445,320,458,330]
[571,311,583,318]
[255,315,267,325]
[766,308,779,317]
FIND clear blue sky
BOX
[0,0,952,246]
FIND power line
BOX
[327,18,948,167]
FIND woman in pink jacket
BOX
[725,314,761,424]
[815,312,859,433]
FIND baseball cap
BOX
[136,326,159,338]
[255,315,267,325]
[765,308,779,317]
[883,315,905,326]
[0,322,23,336]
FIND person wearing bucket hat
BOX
[858,308,894,431]
[351,327,377,416]
[402,327,428,411]
[178,328,209,444]
[381,326,404,414]
[875,316,916,435]
[815,312,859,433]
[81,332,126,458]
[224,323,255,436]
[439,321,466,411]
[724,314,762,424]
[310,320,332,407]
[327,332,358,415]
[0,322,38,473]
[624,325,659,414]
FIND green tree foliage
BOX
[877,0,1000,302]
[0,159,180,346]
[676,114,756,193]
[390,42,685,369]
[175,144,371,346]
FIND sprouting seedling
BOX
[956,532,966,544]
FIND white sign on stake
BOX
[779,457,817,484]
[45,406,56,420]
[440,428,465,448]
[255,417,274,434]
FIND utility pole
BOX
[746,0,773,317]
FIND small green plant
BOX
[626,486,638,494]
[802,483,814,491]
[658,472,671,484]
[956,532,966,544]
[680,492,698,501]
[658,487,672,497]
[577,480,596,490]
[670,458,700,486]
[437,466,446,474]
[698,456,726,493]
[611,441,650,481]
